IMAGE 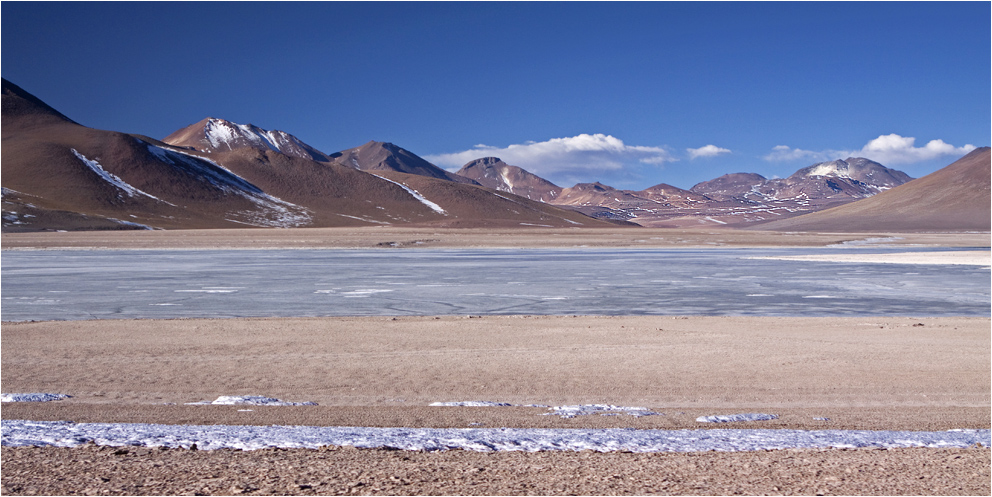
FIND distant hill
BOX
[446,152,917,227]
[1,79,610,231]
[693,158,911,205]
[753,147,991,232]
[330,141,477,185]
[689,173,768,201]
[456,157,562,202]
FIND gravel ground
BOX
[2,445,989,496]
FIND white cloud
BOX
[858,134,976,164]
[764,134,977,165]
[426,134,677,177]
[687,144,731,159]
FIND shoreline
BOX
[748,250,990,266]
[3,227,989,250]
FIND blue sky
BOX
[2,2,988,190]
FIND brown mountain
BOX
[544,157,914,228]
[550,181,753,227]
[2,79,610,231]
[330,141,477,185]
[163,117,331,162]
[753,147,991,232]
[455,157,562,202]
[693,158,911,205]
[689,173,767,201]
[2,79,303,231]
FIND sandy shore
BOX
[3,316,988,429]
[2,226,989,250]
[3,315,989,495]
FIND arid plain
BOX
[2,227,990,495]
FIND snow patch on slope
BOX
[499,168,514,191]
[146,143,312,227]
[201,119,314,158]
[72,149,172,204]
[372,175,447,215]
[805,162,851,178]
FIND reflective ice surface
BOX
[2,248,989,321]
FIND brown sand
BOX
[3,226,989,250]
[3,316,990,495]
[2,445,989,496]
[2,315,988,439]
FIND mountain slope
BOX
[330,141,477,185]
[456,157,562,202]
[754,148,990,232]
[363,170,606,228]
[163,117,331,162]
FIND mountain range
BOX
[456,153,917,228]
[2,78,988,232]
[1,79,606,231]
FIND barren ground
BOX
[3,226,989,250]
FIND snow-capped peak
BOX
[203,118,291,154]
[178,118,329,162]
[804,160,851,179]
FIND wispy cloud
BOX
[763,145,828,162]
[687,144,731,159]
[426,134,677,177]
[765,134,976,164]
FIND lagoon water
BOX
[2,248,989,321]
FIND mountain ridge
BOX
[330,141,478,185]
[456,157,562,202]
[1,79,609,232]
[2,78,984,233]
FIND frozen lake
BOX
[2,248,989,321]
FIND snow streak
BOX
[145,143,311,227]
[372,175,447,215]
[72,149,171,204]
[2,421,987,453]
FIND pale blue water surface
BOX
[2,248,988,321]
